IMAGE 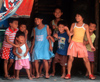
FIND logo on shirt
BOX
[36,35,43,41]
[58,37,66,49]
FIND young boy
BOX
[84,22,96,76]
[1,18,19,79]
[65,12,96,80]
[51,20,71,78]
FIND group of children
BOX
[0,7,96,80]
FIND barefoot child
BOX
[13,31,32,80]
[84,22,96,76]
[51,20,71,78]
[1,18,19,79]
[65,11,96,80]
[30,13,53,79]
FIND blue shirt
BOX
[56,32,69,55]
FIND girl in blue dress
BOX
[30,13,54,79]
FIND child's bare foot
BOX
[15,77,19,80]
[11,75,15,79]
[36,73,39,79]
[61,74,65,78]
[31,75,35,78]
[4,75,11,79]
[40,74,44,77]
[50,73,55,77]
[28,77,33,80]
[45,74,50,79]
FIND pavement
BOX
[0,75,100,82]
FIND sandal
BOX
[89,74,96,80]
[65,74,71,79]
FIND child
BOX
[84,22,96,76]
[13,31,32,80]
[1,18,19,79]
[50,6,63,54]
[30,13,53,79]
[51,20,71,78]
[18,23,34,78]
[65,11,96,80]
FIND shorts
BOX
[67,41,88,58]
[54,53,67,66]
[87,51,94,62]
[1,47,10,60]
[15,59,30,70]
[9,48,15,59]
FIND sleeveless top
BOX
[15,44,29,60]
[56,32,69,55]
[72,23,86,43]
[33,25,54,60]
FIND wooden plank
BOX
[94,0,99,73]
[0,0,3,9]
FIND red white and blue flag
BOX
[0,0,34,22]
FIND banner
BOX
[0,0,34,22]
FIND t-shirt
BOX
[56,32,69,55]
[84,33,96,52]
[3,27,18,48]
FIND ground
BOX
[0,75,100,82]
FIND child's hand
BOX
[69,32,73,37]
[47,35,50,40]
[17,55,22,59]
[15,44,20,48]
[53,33,58,39]
[91,46,96,51]
[30,48,33,54]
[52,25,56,29]
[18,47,22,54]
[49,45,53,51]
[64,26,68,30]
[24,53,27,57]
[25,30,28,35]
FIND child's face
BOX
[54,8,63,19]
[75,14,83,22]
[58,24,65,33]
[49,29,52,35]
[10,21,18,29]
[19,24,26,32]
[89,23,96,33]
[34,18,43,25]
[17,36,25,44]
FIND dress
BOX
[32,25,54,61]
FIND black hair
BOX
[8,18,18,23]
[89,21,97,27]
[31,36,34,42]
[54,6,63,12]
[57,20,68,26]
[34,13,44,19]
[16,31,25,38]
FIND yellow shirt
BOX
[84,33,96,52]
[72,23,86,43]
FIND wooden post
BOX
[0,0,3,9]
[94,0,99,73]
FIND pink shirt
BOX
[3,27,18,48]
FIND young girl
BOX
[65,11,96,80]
[18,23,35,78]
[13,31,32,80]
[30,13,53,79]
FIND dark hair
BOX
[16,31,25,38]
[54,6,63,12]
[76,10,86,19]
[31,36,34,42]
[34,13,44,19]
[8,18,18,23]
[90,21,97,27]
[57,20,68,26]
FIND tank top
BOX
[15,44,29,60]
[72,23,86,43]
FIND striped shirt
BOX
[3,27,18,48]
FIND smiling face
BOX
[54,8,63,19]
[75,14,83,22]
[34,18,43,25]
[10,20,18,29]
[17,35,25,44]
[89,23,96,33]
[19,24,26,32]
[58,24,65,33]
